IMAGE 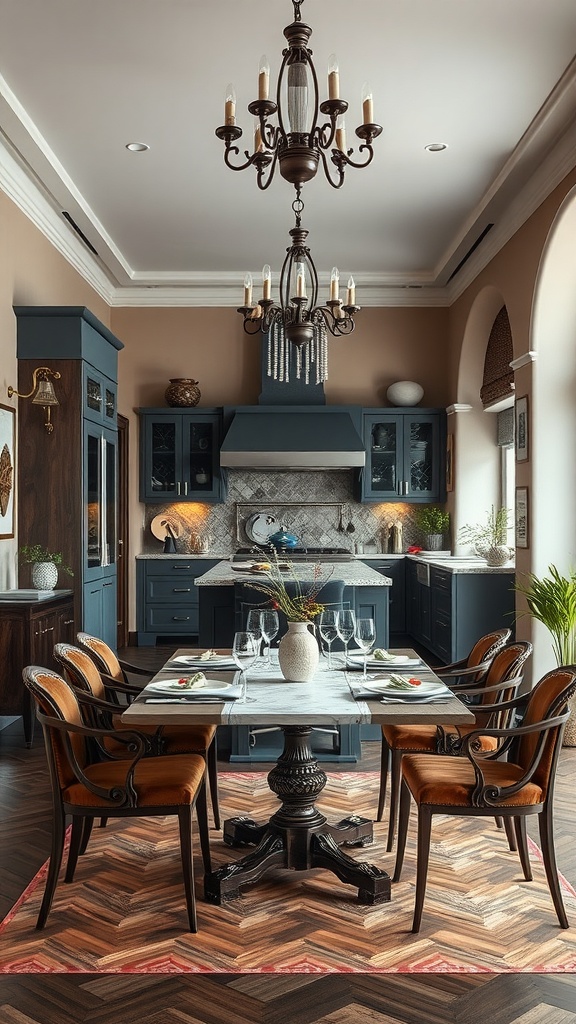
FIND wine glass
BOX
[337,609,356,666]
[260,609,280,666]
[353,617,375,680]
[232,631,259,702]
[318,610,339,670]
[246,609,263,657]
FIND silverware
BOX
[141,697,226,704]
[378,694,453,704]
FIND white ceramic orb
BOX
[386,380,424,406]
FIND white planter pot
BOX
[278,621,319,682]
[31,561,58,591]
[485,545,511,567]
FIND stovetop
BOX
[234,546,354,563]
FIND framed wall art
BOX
[515,486,529,549]
[515,395,529,462]
[446,433,454,492]
[0,403,15,539]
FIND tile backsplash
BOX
[143,470,425,555]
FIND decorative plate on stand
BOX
[245,512,278,545]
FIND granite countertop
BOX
[405,554,515,574]
[194,560,392,587]
[137,552,232,560]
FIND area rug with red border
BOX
[1,772,575,974]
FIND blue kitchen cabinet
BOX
[139,409,226,503]
[137,558,219,645]
[360,409,446,503]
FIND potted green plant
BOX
[413,506,450,551]
[19,544,73,592]
[458,505,511,565]
[515,565,576,745]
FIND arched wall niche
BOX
[451,286,507,548]
[528,183,576,680]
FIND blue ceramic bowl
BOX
[268,530,299,550]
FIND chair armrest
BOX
[446,673,524,699]
[119,659,154,679]
[438,659,492,685]
[100,672,143,698]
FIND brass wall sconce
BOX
[8,366,61,434]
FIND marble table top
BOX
[122,649,474,730]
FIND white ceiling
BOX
[1,0,576,306]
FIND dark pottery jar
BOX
[165,378,201,407]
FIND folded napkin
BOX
[346,656,422,672]
[141,683,243,702]
[165,655,237,671]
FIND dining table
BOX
[121,647,475,906]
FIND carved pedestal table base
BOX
[203,725,391,905]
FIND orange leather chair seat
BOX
[383,722,500,754]
[401,753,544,808]
[63,753,206,808]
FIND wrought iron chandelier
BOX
[215,0,382,191]
[238,192,358,384]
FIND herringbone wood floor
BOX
[1,645,575,1023]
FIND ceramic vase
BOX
[164,378,201,407]
[278,621,320,682]
[424,533,444,551]
[31,561,58,591]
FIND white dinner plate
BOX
[168,654,236,667]
[352,678,449,698]
[146,678,234,694]
[347,653,421,668]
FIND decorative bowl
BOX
[386,381,424,406]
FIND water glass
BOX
[353,617,375,680]
[260,609,280,666]
[246,609,263,655]
[232,631,259,701]
[337,609,356,665]
[319,610,339,670]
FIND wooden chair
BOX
[378,638,532,852]
[393,665,576,932]
[75,631,154,688]
[23,665,211,932]
[54,642,220,829]
[434,628,512,687]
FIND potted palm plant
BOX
[458,505,511,565]
[515,565,576,745]
[412,506,450,551]
[19,544,73,591]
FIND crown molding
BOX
[510,351,537,370]
[107,280,451,308]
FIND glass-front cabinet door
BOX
[140,411,225,502]
[84,424,118,579]
[362,410,445,503]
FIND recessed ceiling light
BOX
[425,143,448,152]
[125,142,150,152]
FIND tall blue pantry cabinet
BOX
[14,307,123,647]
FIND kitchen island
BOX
[195,558,391,649]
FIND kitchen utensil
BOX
[150,513,181,542]
[245,512,278,545]
[269,528,299,550]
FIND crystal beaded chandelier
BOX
[238,192,358,384]
[215,0,381,382]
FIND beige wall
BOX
[2,160,576,640]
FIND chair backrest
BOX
[76,631,123,682]
[54,643,107,700]
[515,666,576,795]
[467,628,512,669]
[479,640,533,709]
[23,666,88,787]
[235,578,347,639]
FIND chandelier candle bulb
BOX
[328,54,340,100]
[262,264,272,300]
[244,273,253,306]
[225,83,236,125]
[335,115,347,153]
[362,82,374,124]
[347,276,356,306]
[258,55,270,100]
[330,267,340,301]
[296,263,306,298]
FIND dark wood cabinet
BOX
[0,593,75,745]
[360,409,446,503]
[14,307,123,648]
[139,409,226,503]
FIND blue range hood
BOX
[220,408,366,470]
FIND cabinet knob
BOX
[42,626,55,634]
[64,619,74,626]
